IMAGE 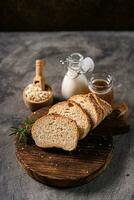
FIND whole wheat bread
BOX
[70,93,112,128]
[48,100,91,139]
[32,114,79,151]
[91,93,112,120]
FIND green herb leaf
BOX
[9,117,36,143]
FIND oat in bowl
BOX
[23,60,53,111]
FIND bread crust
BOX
[97,96,112,118]
[70,93,112,129]
[48,100,91,140]
[32,114,79,151]
[32,93,112,152]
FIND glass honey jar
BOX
[88,72,114,106]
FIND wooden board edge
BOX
[15,147,113,188]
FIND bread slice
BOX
[32,114,79,151]
[91,93,112,120]
[69,93,112,129]
[48,100,91,139]
[69,94,102,128]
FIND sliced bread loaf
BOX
[48,100,91,139]
[69,93,112,129]
[32,114,79,151]
[91,93,112,120]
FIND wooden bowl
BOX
[23,84,53,112]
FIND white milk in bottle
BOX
[61,53,94,99]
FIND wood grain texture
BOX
[16,135,113,188]
[15,103,128,188]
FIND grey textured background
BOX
[0,32,133,200]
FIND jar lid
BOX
[60,52,95,76]
[80,57,94,73]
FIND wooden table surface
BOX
[0,32,133,200]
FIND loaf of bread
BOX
[91,93,112,120]
[32,114,79,151]
[48,100,91,139]
[32,92,112,151]
[69,93,112,129]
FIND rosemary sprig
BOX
[10,118,35,143]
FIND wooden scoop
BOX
[23,59,53,111]
[33,60,45,90]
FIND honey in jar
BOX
[88,72,113,105]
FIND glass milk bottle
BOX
[61,53,94,99]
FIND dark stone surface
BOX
[0,32,133,200]
[1,0,134,31]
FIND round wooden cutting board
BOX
[15,103,129,188]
